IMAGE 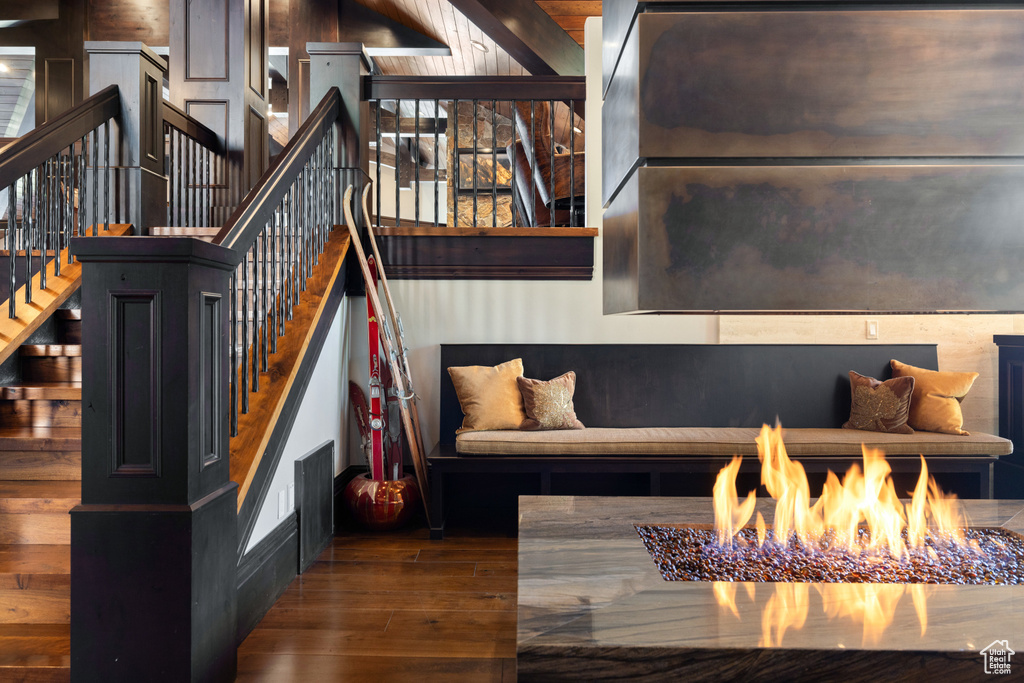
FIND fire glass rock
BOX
[635,525,1024,585]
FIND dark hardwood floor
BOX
[236,514,518,682]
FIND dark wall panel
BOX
[637,10,1024,159]
[635,165,1024,312]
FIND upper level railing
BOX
[163,101,225,228]
[365,76,587,230]
[214,86,355,438]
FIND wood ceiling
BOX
[86,0,600,77]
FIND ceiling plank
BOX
[340,0,451,57]
[446,0,584,76]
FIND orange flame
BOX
[715,423,969,556]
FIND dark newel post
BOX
[85,43,167,235]
[170,0,269,224]
[70,238,238,682]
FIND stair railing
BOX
[0,85,119,319]
[163,101,226,229]
[214,86,355,438]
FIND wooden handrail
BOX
[0,85,120,189]
[213,87,342,255]
[364,75,587,101]
[162,101,224,153]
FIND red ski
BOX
[348,381,372,471]
[367,256,386,481]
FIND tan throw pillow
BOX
[890,359,979,435]
[517,372,585,431]
[448,358,527,434]
[842,371,915,434]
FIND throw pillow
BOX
[447,358,527,434]
[842,371,915,434]
[890,359,979,435]
[516,371,586,431]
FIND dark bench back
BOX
[438,344,939,445]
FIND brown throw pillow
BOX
[516,371,585,431]
[447,358,527,434]
[890,359,979,435]
[842,371,915,434]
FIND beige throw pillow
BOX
[890,359,978,435]
[517,372,585,431]
[448,358,527,434]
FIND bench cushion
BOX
[455,427,1012,457]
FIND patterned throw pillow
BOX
[516,371,585,431]
[842,370,915,434]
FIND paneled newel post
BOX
[84,42,167,234]
[70,238,238,682]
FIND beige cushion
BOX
[447,358,527,434]
[517,372,585,430]
[455,426,1011,457]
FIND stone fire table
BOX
[517,496,1024,681]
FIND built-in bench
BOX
[428,344,1012,539]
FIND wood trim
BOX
[231,229,350,509]
[236,511,298,644]
[0,224,131,367]
[373,226,597,237]
[384,264,593,279]
[365,75,586,101]
[162,100,224,153]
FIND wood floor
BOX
[236,518,519,682]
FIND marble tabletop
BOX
[517,496,1024,681]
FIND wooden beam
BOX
[447,0,584,76]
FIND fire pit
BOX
[518,492,1024,679]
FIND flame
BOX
[715,423,969,556]
[759,582,809,647]
[817,583,906,646]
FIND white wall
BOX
[369,160,447,225]
[246,298,351,552]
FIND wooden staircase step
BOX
[18,347,82,358]
[19,358,81,384]
[52,310,81,321]
[0,384,82,401]
[0,575,70,624]
[0,624,70,674]
[0,545,70,576]
[0,451,80,481]
[0,400,81,429]
[0,482,80,513]
[0,515,69,545]
[0,428,81,452]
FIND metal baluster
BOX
[287,184,295,314]
[24,169,33,304]
[253,236,261,391]
[242,248,250,409]
[510,100,518,226]
[186,136,193,227]
[55,152,63,277]
[91,128,98,236]
[7,181,14,318]
[104,120,110,234]
[204,147,210,227]
[453,98,460,227]
[230,266,237,435]
[41,158,49,291]
[415,99,420,227]
[530,100,536,227]
[434,99,439,227]
[261,224,268,371]
[550,100,555,227]
[274,203,282,346]
[67,145,75,264]
[570,103,576,227]
[472,98,478,227]
[491,99,497,227]
[166,127,173,227]
[177,129,183,226]
[395,98,400,228]
[78,136,86,240]
[302,170,309,287]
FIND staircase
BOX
[0,308,82,683]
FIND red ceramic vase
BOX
[343,473,421,531]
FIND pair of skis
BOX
[343,184,430,524]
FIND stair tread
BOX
[0,428,81,451]
[0,384,82,401]
[0,623,70,669]
[18,347,81,358]
[0,546,69,575]
[53,310,81,321]
[150,227,220,235]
